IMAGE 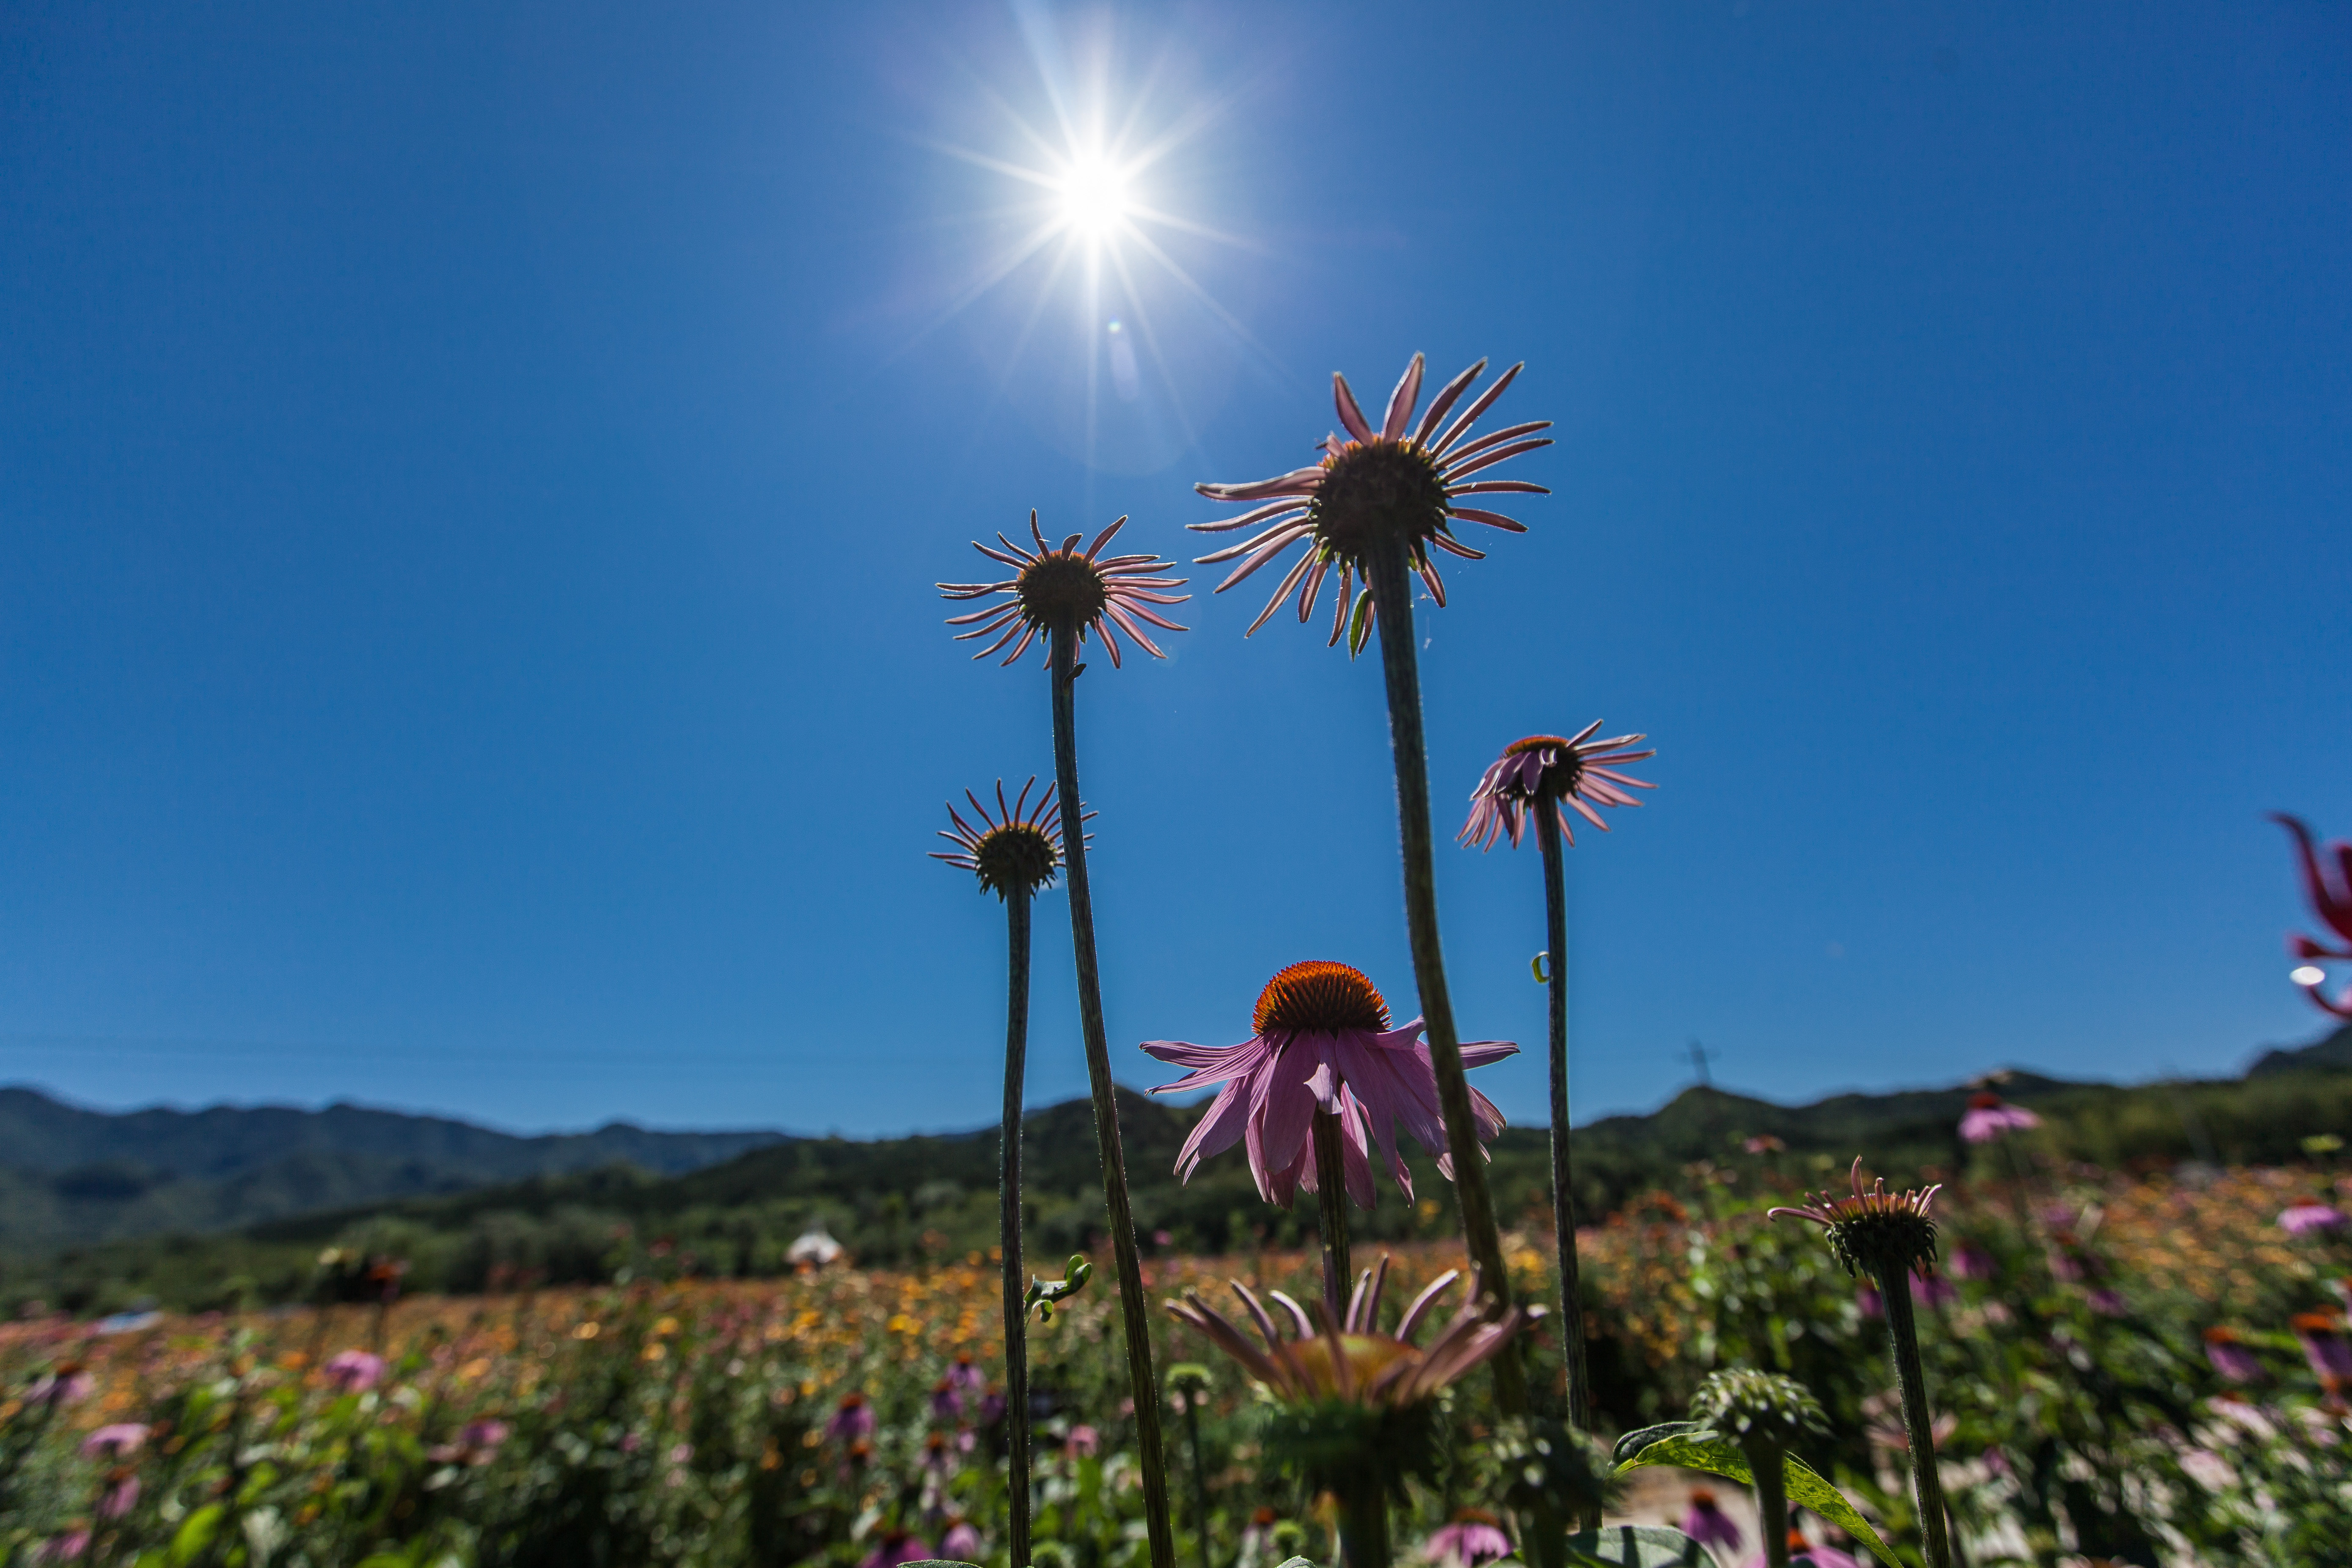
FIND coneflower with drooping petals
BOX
[2272,813,2352,1018]
[1191,354,1549,646]
[941,512,1187,668]
[2202,1326,2263,1383]
[1420,1510,1513,1568]
[1460,723,1656,850]
[1959,1092,2041,1144]
[1680,1489,1743,1552]
[2280,1200,2348,1236]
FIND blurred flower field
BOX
[0,1161,2345,1568]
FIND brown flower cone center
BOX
[1308,441,1449,561]
[1017,551,1110,630]
[973,823,1059,897]
[1254,961,1391,1037]
[1502,734,1587,799]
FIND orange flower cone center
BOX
[1254,961,1391,1037]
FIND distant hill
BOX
[0,1087,782,1247]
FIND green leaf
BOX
[1614,1432,1752,1484]
[1782,1454,1901,1568]
[1611,1421,1705,1466]
[166,1504,226,1568]
[1346,589,1373,657]
[1564,1524,1712,1566]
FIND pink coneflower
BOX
[98,1470,140,1519]
[1421,1508,1513,1568]
[2291,1312,2352,1387]
[825,1392,877,1443]
[1945,1243,1995,1281]
[860,1529,933,1568]
[1679,1488,1743,1551]
[1191,354,1550,646]
[1062,1425,1099,1460]
[941,1519,982,1562]
[1460,723,1656,850]
[29,1364,92,1407]
[1959,1092,2041,1144]
[2280,1201,2348,1236]
[945,1351,986,1395]
[322,1350,384,1393]
[919,1430,958,1475]
[1143,961,1517,1208]
[2203,1327,2263,1384]
[32,1531,89,1564]
[1745,1135,1786,1155]
[933,778,1086,900]
[78,1423,147,1460]
[2272,814,2352,1018]
[941,512,1187,669]
[929,1379,963,1422]
[1743,1535,1860,1568]
[1770,1159,1942,1279]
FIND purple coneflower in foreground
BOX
[942,511,1187,669]
[1459,721,1654,1456]
[1420,1509,1513,1568]
[2280,1200,2348,1236]
[1460,723,1656,851]
[2272,813,2352,1018]
[1959,1092,2041,1144]
[1192,356,1551,1421]
[1680,1488,1743,1552]
[1146,961,1514,1324]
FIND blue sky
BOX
[1,1,2345,1136]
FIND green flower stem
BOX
[1177,1385,1213,1568]
[1363,539,1527,1417]
[1746,1443,1790,1568]
[1312,1109,1354,1328]
[999,887,1035,1568]
[1337,1474,1393,1568]
[1876,1266,1953,1568]
[1048,629,1178,1568]
[1532,811,1593,1435]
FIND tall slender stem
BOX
[1877,1268,1953,1568]
[1747,1444,1790,1568]
[1533,814,1593,1431]
[999,890,1035,1568]
[1363,539,1527,1414]
[1048,630,1178,1568]
[1336,1476,1393,1568]
[1311,1110,1353,1328]
[1180,1389,1212,1568]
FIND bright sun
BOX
[1056,157,1130,238]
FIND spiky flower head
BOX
[932,778,1088,901]
[940,512,1188,668]
[1191,354,1550,651]
[1460,721,1658,851]
[1689,1368,1829,1453]
[1167,1260,1537,1495]
[1769,1158,1942,1279]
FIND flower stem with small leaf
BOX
[999,887,1034,1568]
[1048,629,1177,1568]
[1363,539,1528,1417]
[1876,1266,1953,1568]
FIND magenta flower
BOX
[1191,354,1551,645]
[1063,1424,1100,1459]
[29,1366,92,1407]
[1959,1092,2041,1144]
[32,1531,90,1564]
[98,1472,140,1519]
[2203,1327,2263,1384]
[825,1392,877,1443]
[1679,1488,1743,1551]
[860,1529,932,1568]
[2291,1312,2352,1386]
[79,1423,148,1460]
[1460,723,1656,850]
[940,512,1187,669]
[1913,1269,1958,1309]
[2280,1201,2348,1236]
[1142,961,1517,1208]
[945,1351,986,1395]
[1945,1244,1995,1281]
[2272,813,2352,1018]
[929,1379,963,1421]
[919,1430,959,1475]
[941,1519,983,1562]
[2087,1288,2128,1318]
[1421,1509,1514,1568]
[322,1350,384,1393]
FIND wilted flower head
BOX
[1169,1261,1538,1495]
[1959,1092,2041,1144]
[323,1350,385,1393]
[940,512,1187,668]
[1142,961,1517,1208]
[1680,1488,1743,1551]
[2280,1201,2348,1236]
[1690,1368,1829,1453]
[2202,1326,2263,1384]
[825,1392,877,1443]
[1461,722,1656,850]
[933,778,1085,900]
[1769,1158,1941,1278]
[1420,1509,1513,1568]
[2273,813,2352,1017]
[1191,354,1550,647]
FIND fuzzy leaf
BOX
[1564,1524,1711,1566]
[1615,1437,1900,1568]
[1782,1454,1900,1568]
[1610,1420,1706,1466]
[1615,1431,1752,1483]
